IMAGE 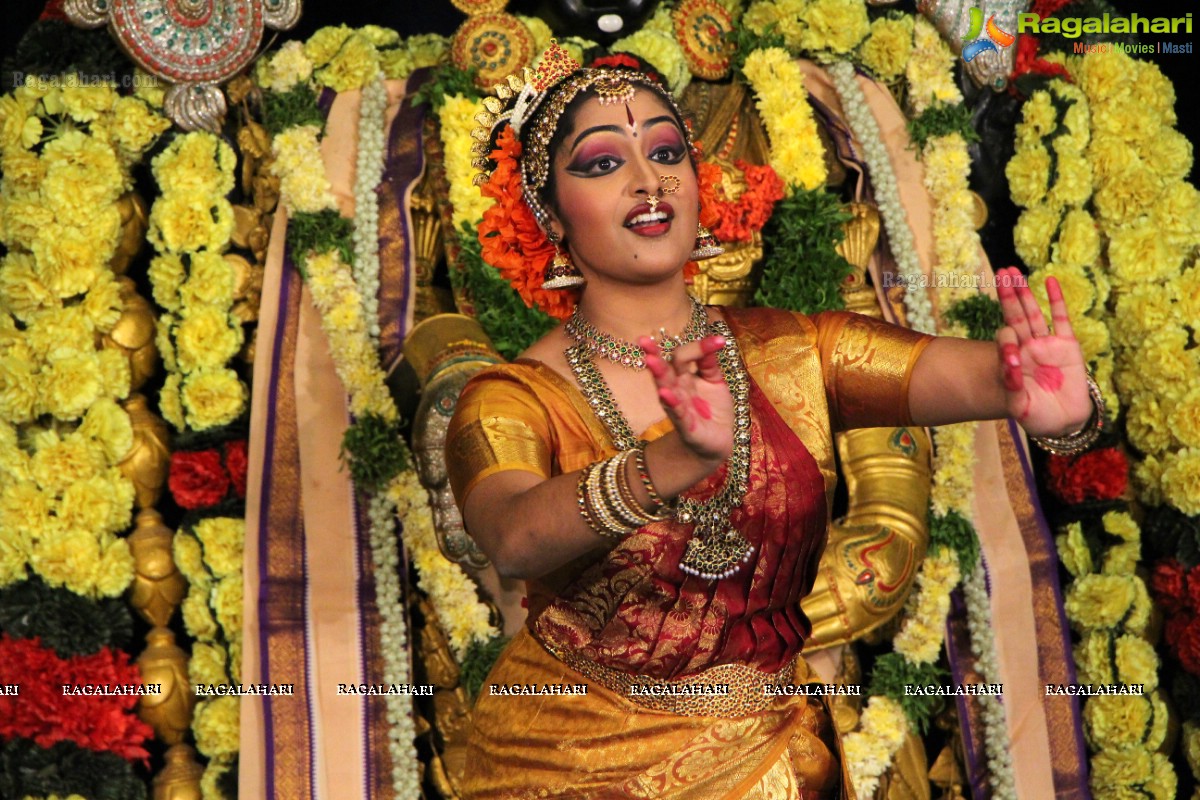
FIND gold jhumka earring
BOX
[541,237,585,289]
[691,224,724,260]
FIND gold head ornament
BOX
[470,41,695,230]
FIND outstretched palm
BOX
[994,266,1094,437]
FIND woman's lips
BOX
[624,201,673,236]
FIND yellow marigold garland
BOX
[741,47,827,192]
[1005,46,1182,800]
[0,79,167,598]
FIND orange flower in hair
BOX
[477,127,578,321]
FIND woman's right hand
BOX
[641,335,734,464]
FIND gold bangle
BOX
[1030,372,1106,456]
[602,450,643,529]
[586,458,630,540]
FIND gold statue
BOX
[137,626,196,746]
[127,509,187,628]
[101,280,160,393]
[153,743,205,800]
[118,394,171,511]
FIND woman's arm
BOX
[908,267,1093,437]
[463,336,733,581]
[463,429,723,580]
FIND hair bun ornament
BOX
[469,40,584,187]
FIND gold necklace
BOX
[564,296,709,371]
[566,316,755,580]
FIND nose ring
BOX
[647,196,660,212]
[658,175,680,195]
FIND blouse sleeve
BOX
[812,311,934,431]
[445,368,554,508]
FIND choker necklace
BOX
[564,296,709,371]
[565,312,755,581]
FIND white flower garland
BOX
[920,126,1016,798]
[829,60,935,335]
[352,74,388,344]
[964,562,1017,797]
[262,34,504,795]
[831,56,1017,796]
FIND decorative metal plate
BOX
[451,12,535,90]
[65,0,301,132]
[673,0,734,81]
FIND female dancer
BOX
[446,45,1099,799]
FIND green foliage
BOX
[945,294,1004,341]
[262,83,326,136]
[460,635,510,699]
[0,738,147,800]
[929,509,981,575]
[340,413,409,494]
[287,210,355,276]
[452,224,558,360]
[907,101,980,154]
[867,653,948,735]
[1,21,132,89]
[415,61,481,110]
[728,24,787,78]
[0,578,134,659]
[754,188,854,314]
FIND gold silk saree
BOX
[446,307,931,799]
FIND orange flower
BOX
[697,159,784,243]
[477,128,577,320]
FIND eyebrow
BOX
[569,115,680,152]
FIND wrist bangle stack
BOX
[577,445,673,541]
[1030,372,1106,456]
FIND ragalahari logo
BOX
[962,7,1016,62]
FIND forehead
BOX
[560,89,681,139]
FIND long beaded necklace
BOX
[565,311,755,580]
[564,295,709,370]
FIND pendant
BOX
[679,528,755,580]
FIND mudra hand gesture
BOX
[994,266,1097,442]
[641,264,1098,468]
[641,334,736,463]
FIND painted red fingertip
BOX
[1046,276,1064,303]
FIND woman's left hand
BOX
[994,266,1094,437]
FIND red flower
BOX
[1151,559,1187,614]
[225,439,248,499]
[168,449,230,509]
[1187,565,1200,614]
[1010,33,1072,88]
[591,54,641,70]
[0,635,153,765]
[1045,447,1128,505]
[1176,616,1200,676]
[39,0,68,21]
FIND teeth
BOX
[627,211,668,226]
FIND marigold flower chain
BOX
[741,48,827,192]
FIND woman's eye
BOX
[651,146,685,164]
[572,155,622,174]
